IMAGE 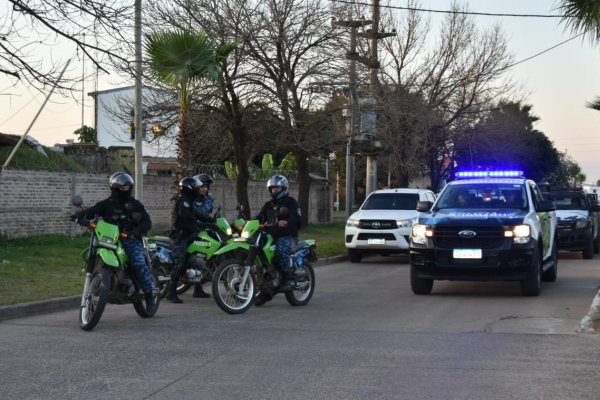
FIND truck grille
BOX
[358,220,396,230]
[433,225,505,249]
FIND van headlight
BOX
[504,224,531,244]
[346,218,359,228]
[575,218,589,229]
[411,224,432,245]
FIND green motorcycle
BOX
[73,198,159,331]
[211,218,317,314]
[147,207,244,298]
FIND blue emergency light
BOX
[455,170,524,178]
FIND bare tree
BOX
[378,1,516,190]
[239,0,346,225]
[2,0,133,92]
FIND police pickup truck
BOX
[409,171,558,296]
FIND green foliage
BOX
[261,153,274,172]
[278,152,296,170]
[0,145,86,172]
[225,160,237,179]
[73,125,98,144]
[299,222,345,258]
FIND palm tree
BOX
[144,28,236,180]
[557,1,600,111]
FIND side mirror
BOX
[71,195,84,208]
[537,199,556,212]
[416,201,433,212]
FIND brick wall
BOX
[0,169,331,238]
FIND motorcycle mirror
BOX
[279,206,290,219]
[71,195,84,207]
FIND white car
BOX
[345,188,436,263]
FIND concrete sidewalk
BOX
[0,254,347,322]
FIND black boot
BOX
[278,273,295,292]
[166,282,183,304]
[192,284,210,298]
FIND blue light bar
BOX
[455,170,524,178]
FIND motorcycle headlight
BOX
[346,218,359,228]
[411,224,432,245]
[241,230,250,239]
[226,227,233,236]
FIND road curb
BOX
[0,255,347,322]
[0,295,80,322]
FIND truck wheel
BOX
[410,264,433,295]
[521,247,542,296]
[542,236,558,282]
[583,235,594,259]
[348,249,362,263]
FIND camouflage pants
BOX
[121,238,155,295]
[276,236,296,273]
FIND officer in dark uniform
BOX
[190,174,216,298]
[167,176,205,304]
[71,172,158,313]
[255,175,301,293]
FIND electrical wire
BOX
[329,0,564,18]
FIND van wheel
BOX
[348,249,362,263]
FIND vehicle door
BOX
[529,181,555,260]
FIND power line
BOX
[330,0,564,18]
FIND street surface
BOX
[1,252,600,400]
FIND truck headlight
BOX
[346,218,359,228]
[396,218,414,228]
[575,219,589,229]
[411,224,432,245]
[504,224,531,244]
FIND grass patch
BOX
[0,223,346,306]
[300,222,345,259]
[0,146,86,172]
[0,234,88,306]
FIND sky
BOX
[2,1,600,183]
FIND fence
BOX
[0,169,331,239]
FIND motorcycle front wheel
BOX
[133,274,160,318]
[212,259,256,314]
[79,265,110,331]
[285,262,315,306]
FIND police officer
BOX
[190,174,216,298]
[167,176,205,304]
[71,172,158,313]
[255,175,300,293]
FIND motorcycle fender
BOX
[97,248,120,267]
[214,241,251,255]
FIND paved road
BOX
[1,253,600,400]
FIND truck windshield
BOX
[435,183,528,210]
[361,193,420,210]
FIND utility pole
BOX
[360,0,394,195]
[133,0,144,201]
[334,16,371,219]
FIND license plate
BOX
[368,238,386,245]
[453,249,482,259]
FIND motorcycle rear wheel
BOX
[153,264,171,299]
[285,262,315,306]
[79,265,110,331]
[212,259,256,314]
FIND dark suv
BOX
[547,189,600,259]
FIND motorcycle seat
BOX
[149,236,174,248]
[292,240,309,252]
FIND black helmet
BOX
[109,172,134,201]
[194,174,214,188]
[179,177,202,198]
[267,174,289,200]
